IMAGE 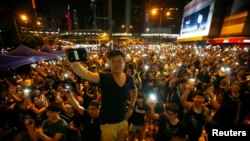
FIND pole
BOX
[91,0,97,29]
[159,11,162,31]
[31,0,37,31]
[13,17,21,45]
[159,9,162,43]
[125,0,131,33]
[108,0,113,50]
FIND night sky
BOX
[0,0,89,19]
[0,0,191,32]
[0,0,190,18]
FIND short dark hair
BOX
[107,50,125,59]
[192,90,206,98]
[165,103,180,114]
[89,100,100,108]
[137,94,144,99]
[231,81,240,86]
[47,102,61,112]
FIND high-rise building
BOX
[115,0,190,34]
[130,0,146,33]
[95,0,110,31]
[73,9,79,30]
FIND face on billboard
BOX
[179,0,215,38]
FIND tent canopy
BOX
[7,45,61,62]
[0,54,32,72]
[0,45,66,72]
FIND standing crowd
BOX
[0,44,249,141]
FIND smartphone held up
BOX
[66,48,87,62]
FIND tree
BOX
[19,33,44,50]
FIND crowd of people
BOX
[0,43,249,141]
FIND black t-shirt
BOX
[61,112,81,134]
[184,106,206,141]
[213,91,250,126]
[98,72,136,124]
[42,118,68,141]
[83,87,96,109]
[157,114,187,141]
[13,103,36,131]
[80,111,101,141]
[130,104,149,126]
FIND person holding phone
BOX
[67,49,138,141]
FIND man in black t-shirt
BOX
[69,50,138,141]
[67,91,101,141]
[25,102,68,141]
[149,103,188,141]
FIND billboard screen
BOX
[179,0,215,38]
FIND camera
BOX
[66,48,87,62]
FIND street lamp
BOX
[151,8,171,32]
[19,14,31,31]
[20,14,28,23]
[166,11,171,17]
[121,24,132,33]
[19,13,37,31]
[150,8,173,43]
[121,24,125,32]
[36,21,41,26]
[13,17,21,44]
[13,13,29,44]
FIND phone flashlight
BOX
[23,88,30,94]
[149,93,157,101]
[189,78,196,82]
[65,85,71,90]
[31,64,37,68]
[221,67,225,72]
[159,56,165,60]
[221,66,230,72]
[225,67,230,72]
[23,88,30,97]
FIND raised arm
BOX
[181,83,194,111]
[69,62,100,83]
[30,104,46,115]
[67,91,85,115]
[130,87,138,107]
[148,101,160,120]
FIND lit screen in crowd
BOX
[179,0,215,38]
